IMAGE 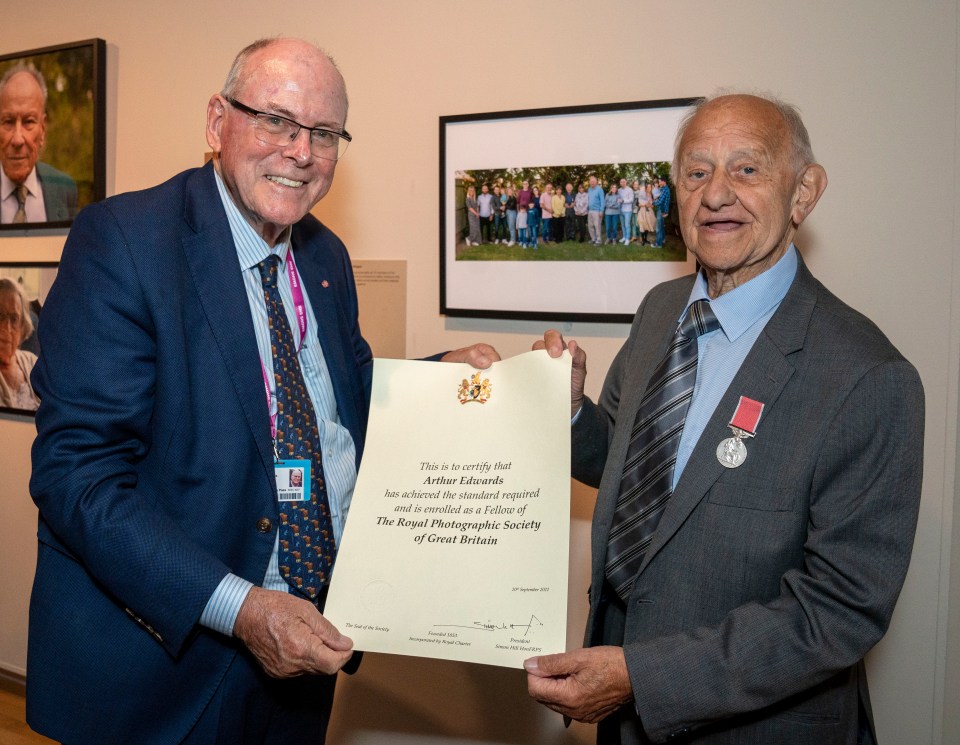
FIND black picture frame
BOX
[0,262,57,416]
[0,38,106,233]
[440,98,700,323]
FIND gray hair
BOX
[220,38,348,120]
[0,278,34,339]
[672,91,816,183]
[0,64,48,106]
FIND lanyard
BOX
[260,250,308,448]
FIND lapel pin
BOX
[321,280,330,288]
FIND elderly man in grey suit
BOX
[0,65,78,223]
[526,93,924,745]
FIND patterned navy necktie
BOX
[257,254,336,599]
[605,299,720,601]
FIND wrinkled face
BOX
[206,39,347,245]
[589,176,597,188]
[0,72,46,185]
[0,292,22,363]
[674,95,822,288]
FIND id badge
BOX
[274,459,311,501]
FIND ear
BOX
[791,163,828,226]
[205,94,226,153]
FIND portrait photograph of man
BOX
[0,40,104,229]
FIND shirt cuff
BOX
[571,405,583,425]
[199,573,255,636]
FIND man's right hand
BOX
[233,586,353,678]
[533,330,587,418]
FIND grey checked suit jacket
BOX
[573,256,923,745]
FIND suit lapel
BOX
[179,165,275,481]
[289,231,366,452]
[636,261,818,574]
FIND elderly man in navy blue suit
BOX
[28,38,496,745]
[527,94,923,744]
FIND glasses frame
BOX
[225,97,352,161]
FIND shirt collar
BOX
[685,245,798,341]
[1,166,41,201]
[213,167,291,271]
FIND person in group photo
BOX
[618,177,634,245]
[637,181,656,246]
[504,184,518,246]
[604,181,620,245]
[539,183,553,244]
[477,183,495,243]
[528,184,542,249]
[552,184,566,242]
[587,174,605,245]
[493,184,506,244]
[574,182,589,242]
[464,184,481,246]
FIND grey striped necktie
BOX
[13,184,27,224]
[605,299,720,601]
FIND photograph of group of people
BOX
[456,162,685,263]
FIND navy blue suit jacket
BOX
[27,163,372,744]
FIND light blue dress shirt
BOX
[200,171,358,635]
[672,246,798,487]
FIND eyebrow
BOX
[260,101,343,131]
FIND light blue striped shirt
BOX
[200,171,358,635]
[672,246,798,487]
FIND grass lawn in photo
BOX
[456,235,687,262]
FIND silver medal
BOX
[716,436,747,468]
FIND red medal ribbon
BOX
[729,396,764,436]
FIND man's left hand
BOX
[440,344,500,369]
[525,646,633,723]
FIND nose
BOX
[281,127,313,164]
[701,170,736,210]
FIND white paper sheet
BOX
[324,350,571,668]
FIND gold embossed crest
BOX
[457,371,492,404]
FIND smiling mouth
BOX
[701,219,744,232]
[266,175,305,188]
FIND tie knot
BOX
[15,184,27,206]
[679,299,720,340]
[257,254,282,289]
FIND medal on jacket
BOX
[716,396,764,468]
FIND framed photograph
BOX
[440,98,700,323]
[0,38,106,232]
[0,262,57,415]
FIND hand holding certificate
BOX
[324,350,571,668]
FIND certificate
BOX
[324,350,571,668]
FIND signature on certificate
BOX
[433,614,544,636]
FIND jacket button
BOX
[256,517,273,533]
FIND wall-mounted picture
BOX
[0,39,106,232]
[440,98,699,322]
[0,263,57,415]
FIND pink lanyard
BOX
[260,251,308,445]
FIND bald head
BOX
[674,93,815,180]
[222,38,348,122]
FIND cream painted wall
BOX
[1,1,958,743]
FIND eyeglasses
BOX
[225,97,352,161]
